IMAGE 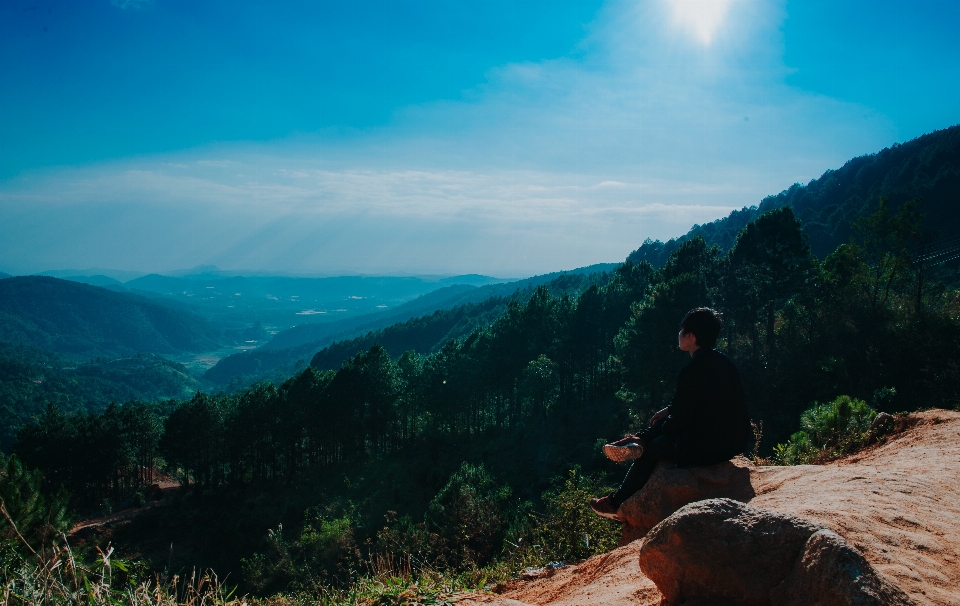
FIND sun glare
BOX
[664,0,733,45]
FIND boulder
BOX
[771,528,915,606]
[637,499,821,605]
[616,456,755,545]
[868,411,896,439]
[637,499,915,606]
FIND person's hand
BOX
[611,434,642,446]
[649,407,669,426]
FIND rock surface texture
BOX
[638,498,915,606]
[459,410,960,606]
[771,528,912,606]
[616,456,755,545]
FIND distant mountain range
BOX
[0,265,620,389]
[630,124,960,267]
[12,272,524,342]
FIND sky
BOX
[1,0,959,277]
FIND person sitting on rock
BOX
[590,307,752,519]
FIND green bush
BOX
[241,506,361,595]
[771,430,814,465]
[298,509,359,580]
[424,462,512,569]
[531,468,620,563]
[773,395,877,464]
[241,524,296,595]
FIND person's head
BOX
[679,308,723,351]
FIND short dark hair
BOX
[680,308,723,348]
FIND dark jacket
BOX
[660,348,751,466]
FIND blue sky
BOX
[1,0,959,276]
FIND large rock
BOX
[617,456,755,545]
[770,528,914,606]
[637,498,915,606]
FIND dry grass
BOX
[2,500,495,606]
[2,498,240,606]
[2,484,561,606]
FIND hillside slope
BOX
[0,276,223,358]
[260,284,480,351]
[204,265,616,386]
[630,124,960,266]
[0,341,203,450]
[466,410,960,606]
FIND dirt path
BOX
[461,409,960,606]
[70,479,180,535]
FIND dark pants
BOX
[611,420,678,507]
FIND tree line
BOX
[11,201,960,504]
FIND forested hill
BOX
[0,276,224,358]
[308,297,510,372]
[262,263,619,352]
[307,268,617,371]
[0,341,201,450]
[630,124,960,266]
[203,264,617,386]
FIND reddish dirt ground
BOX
[460,409,960,606]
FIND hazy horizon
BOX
[3,0,959,276]
[12,264,603,283]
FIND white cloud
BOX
[0,0,896,276]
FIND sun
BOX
[664,0,733,45]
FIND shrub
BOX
[241,507,361,595]
[424,462,511,569]
[371,511,433,576]
[773,395,877,464]
[528,468,619,563]
[297,509,359,582]
[241,524,297,595]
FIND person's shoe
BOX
[589,494,621,520]
[603,441,644,463]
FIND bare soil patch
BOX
[460,409,960,606]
